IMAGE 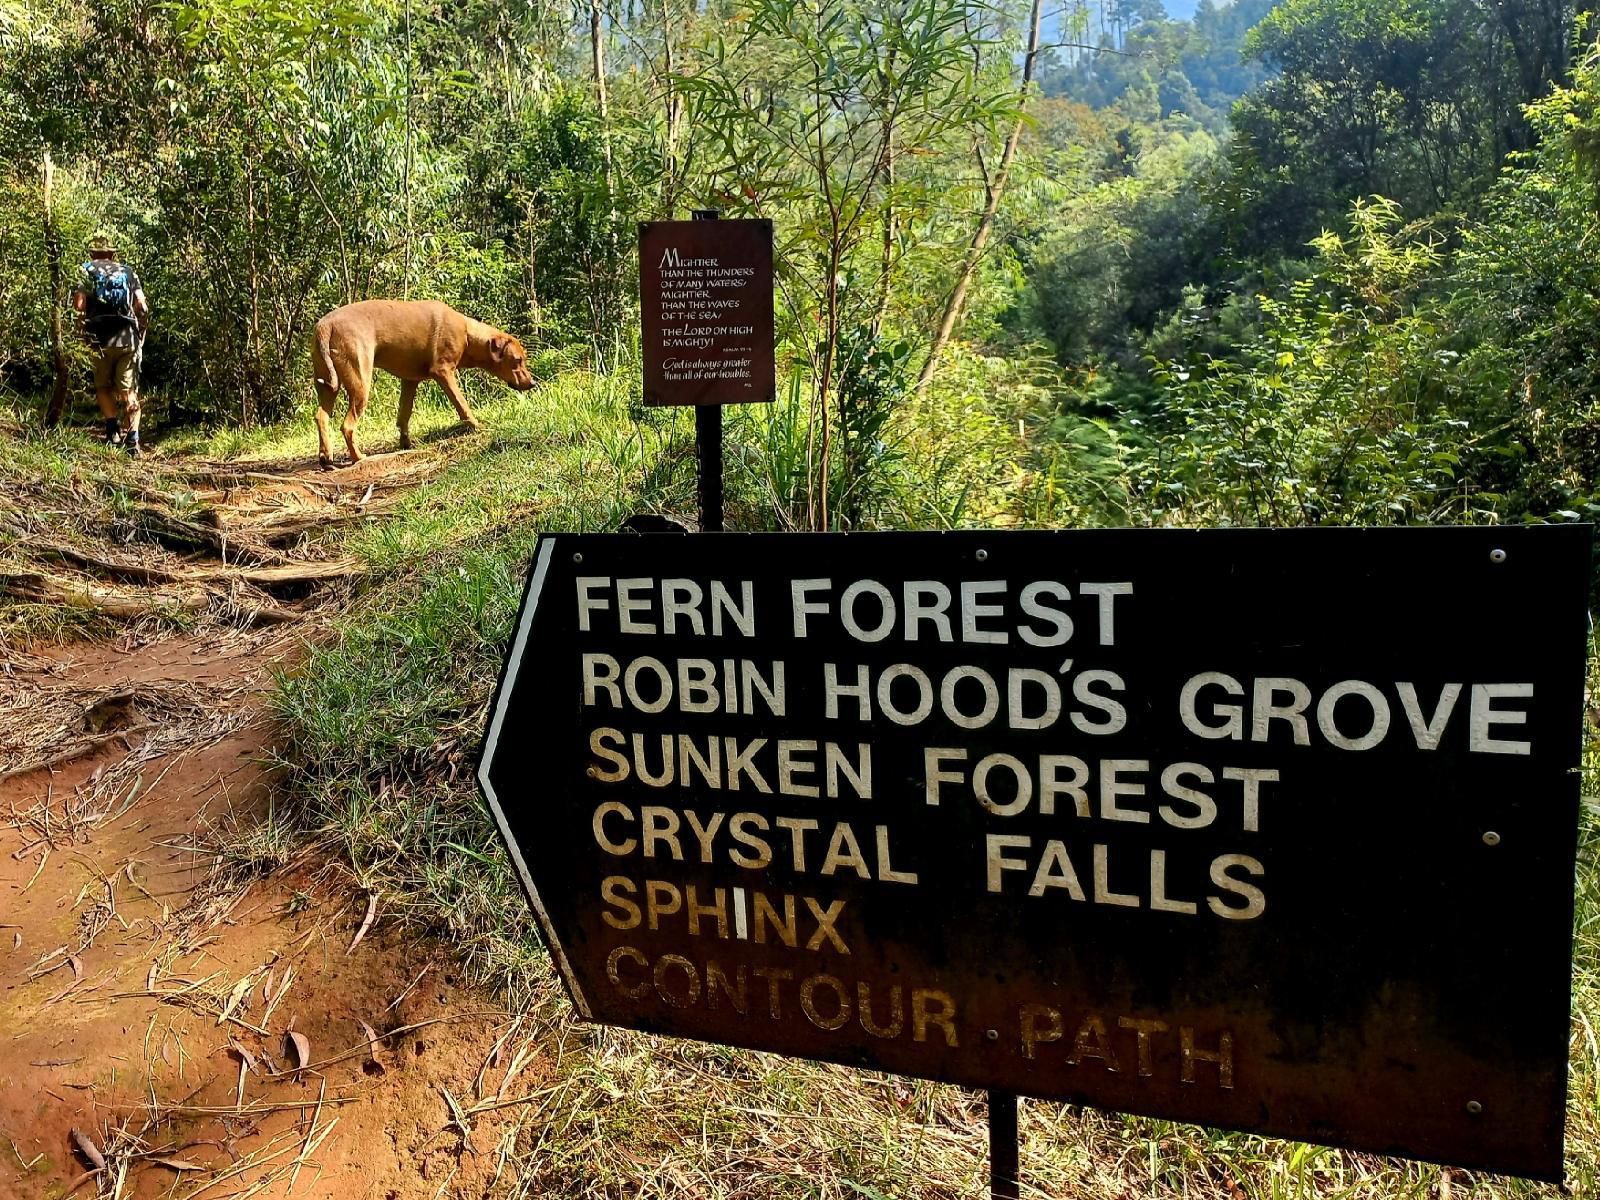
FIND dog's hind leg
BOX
[314,382,340,470]
[397,380,418,450]
[338,363,371,464]
[312,335,341,469]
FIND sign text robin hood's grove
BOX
[479,528,1590,1180]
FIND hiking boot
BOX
[125,434,142,459]
[105,419,122,446]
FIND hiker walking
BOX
[73,235,150,458]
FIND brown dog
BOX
[311,299,535,467]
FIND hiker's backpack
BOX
[82,261,133,317]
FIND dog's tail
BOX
[311,324,339,395]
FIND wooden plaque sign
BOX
[479,527,1591,1180]
[639,219,776,407]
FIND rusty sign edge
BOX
[476,536,593,1018]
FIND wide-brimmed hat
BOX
[87,233,118,259]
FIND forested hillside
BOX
[4,0,1600,535]
[6,0,1600,537]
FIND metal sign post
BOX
[478,526,1591,1183]
[695,401,724,532]
[989,1090,1019,1200]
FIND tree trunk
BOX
[872,70,897,338]
[244,161,261,429]
[591,0,620,347]
[872,178,894,336]
[591,0,610,132]
[403,0,415,299]
[661,0,681,211]
[42,152,71,429]
[525,200,542,334]
[816,240,841,531]
[915,0,1043,393]
[810,0,841,533]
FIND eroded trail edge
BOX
[1,450,551,1200]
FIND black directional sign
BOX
[478,527,1591,1180]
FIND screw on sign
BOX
[478,526,1592,1187]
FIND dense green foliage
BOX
[1132,28,1600,530]
[995,0,1599,535]
[1,0,1056,531]
[5,0,1599,535]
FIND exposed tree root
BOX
[1,571,211,619]
[133,507,288,566]
[36,545,187,586]
[238,603,301,626]
[32,545,363,593]
[226,560,363,590]
[157,466,328,492]
[3,439,418,647]
[0,570,309,627]
[227,503,398,547]
[168,453,442,493]
[0,723,154,783]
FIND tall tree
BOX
[42,151,70,428]
[918,0,1044,391]
[681,0,1016,527]
[1221,0,1579,259]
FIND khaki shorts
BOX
[93,346,137,393]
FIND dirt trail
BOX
[1,451,549,1200]
[2,447,449,630]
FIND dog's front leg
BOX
[434,369,480,430]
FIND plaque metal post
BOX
[989,1089,1019,1200]
[691,207,724,532]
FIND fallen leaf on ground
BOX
[286,1029,311,1072]
[347,890,379,955]
[228,1038,257,1073]
[150,1157,206,1172]
[217,974,254,1026]
[357,1018,385,1074]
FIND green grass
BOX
[157,370,512,464]
[262,368,1600,1196]
[159,344,591,464]
[9,367,1599,1196]
[269,368,698,989]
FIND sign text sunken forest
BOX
[478,528,1591,1180]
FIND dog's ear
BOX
[489,335,507,362]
